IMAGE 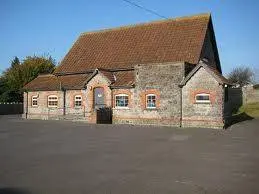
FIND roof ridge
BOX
[80,13,211,36]
[38,74,55,77]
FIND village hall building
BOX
[23,13,233,128]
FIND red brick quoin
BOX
[190,89,216,104]
[112,89,133,108]
[140,89,161,110]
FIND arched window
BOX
[48,95,58,107]
[146,94,156,108]
[74,95,82,107]
[195,93,210,103]
[31,95,38,107]
[115,94,129,108]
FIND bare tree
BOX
[228,66,254,87]
[254,67,259,83]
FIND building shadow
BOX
[225,112,254,129]
[0,188,31,194]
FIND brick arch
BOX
[71,93,83,108]
[93,87,105,109]
[190,89,216,104]
[113,89,133,108]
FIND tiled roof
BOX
[99,70,116,83]
[23,74,60,91]
[206,65,232,85]
[23,74,91,91]
[82,69,135,88]
[58,74,91,89]
[180,60,232,86]
[55,13,211,74]
[112,71,135,87]
[23,70,135,91]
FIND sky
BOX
[0,0,259,78]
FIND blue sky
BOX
[1,0,259,78]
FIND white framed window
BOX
[195,93,210,103]
[48,95,58,107]
[146,94,156,109]
[115,94,129,108]
[74,95,82,107]
[31,95,38,107]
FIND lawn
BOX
[238,102,259,118]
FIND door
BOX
[96,107,112,124]
[94,87,105,109]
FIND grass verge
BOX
[237,102,259,118]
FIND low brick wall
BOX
[0,103,23,115]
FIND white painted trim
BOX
[31,95,38,107]
[47,95,58,108]
[115,94,129,108]
[195,93,210,103]
[74,95,82,107]
[146,94,156,109]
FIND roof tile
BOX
[55,13,210,74]
[23,74,91,91]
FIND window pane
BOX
[196,94,210,102]
[115,95,129,107]
[147,95,156,108]
[32,96,38,106]
[75,101,82,106]
[48,96,58,107]
[48,100,57,106]
[196,95,209,101]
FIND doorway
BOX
[94,87,105,109]
[93,87,112,124]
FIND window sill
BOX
[31,106,38,108]
[113,107,130,110]
[48,106,58,109]
[74,106,82,109]
[194,102,211,104]
[145,108,158,110]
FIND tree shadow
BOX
[225,112,254,129]
[0,188,31,194]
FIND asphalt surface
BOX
[0,115,259,194]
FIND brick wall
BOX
[24,89,88,121]
[85,73,112,123]
[242,85,259,104]
[113,62,185,126]
[24,73,112,122]
[24,90,64,120]
[65,90,86,116]
[182,67,224,128]
[224,86,259,120]
[24,62,226,128]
